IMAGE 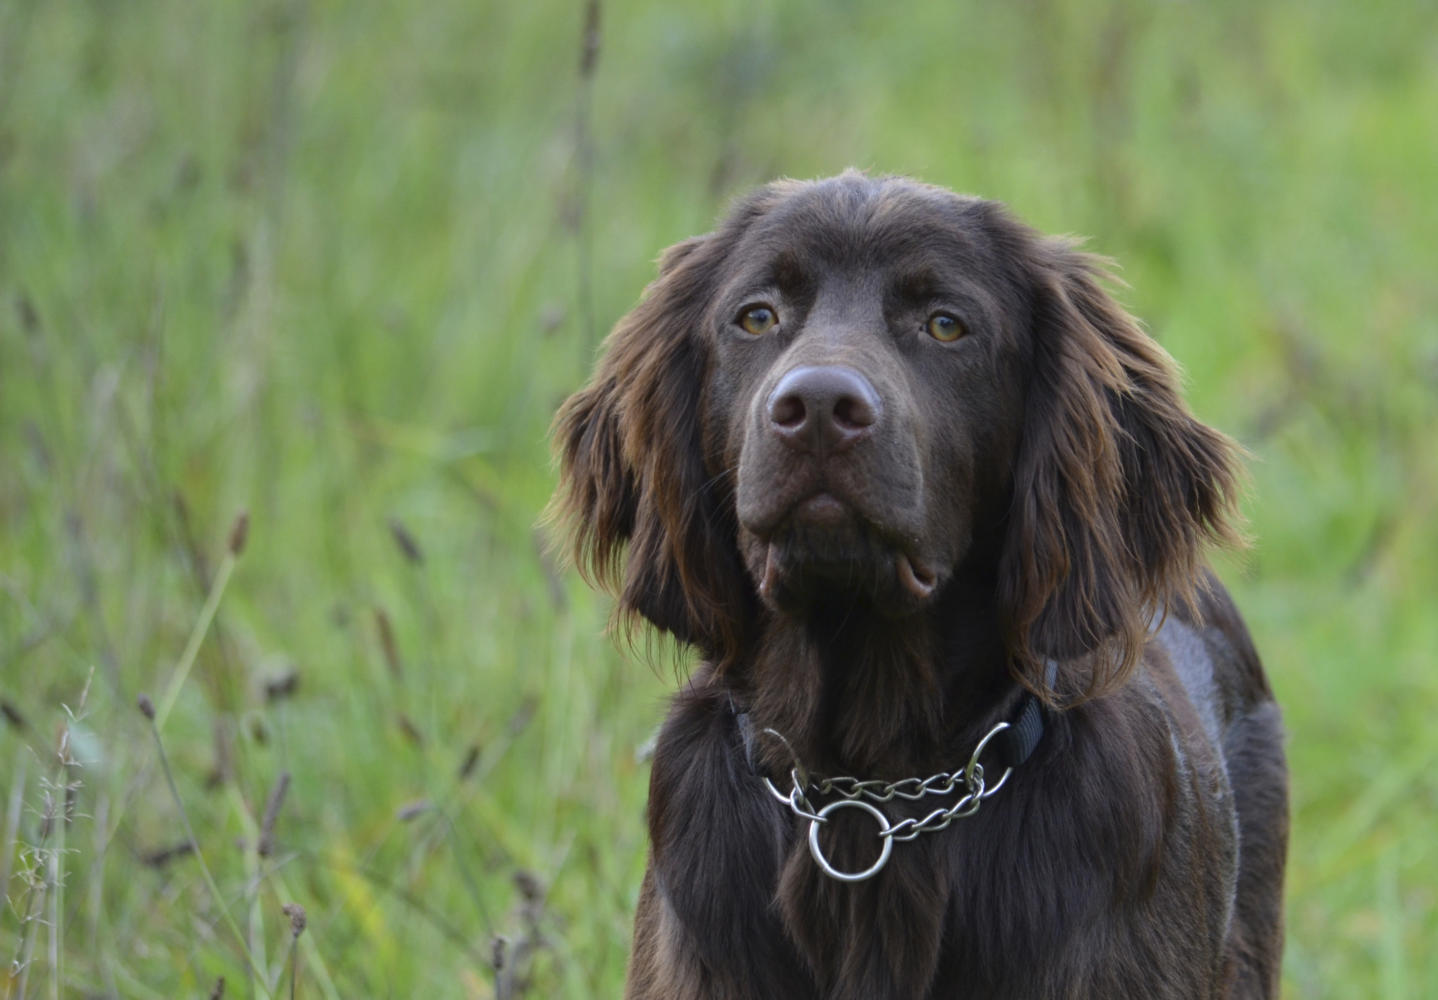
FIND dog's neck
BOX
[740,557,1021,778]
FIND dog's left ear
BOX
[547,235,753,665]
[999,241,1244,703]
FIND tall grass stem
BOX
[155,553,237,733]
[144,711,273,998]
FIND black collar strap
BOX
[734,659,1059,776]
[990,658,1059,769]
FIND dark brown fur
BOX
[550,173,1287,999]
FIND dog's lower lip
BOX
[897,552,936,599]
[797,492,847,524]
[760,544,780,600]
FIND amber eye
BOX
[738,304,779,336]
[925,312,965,342]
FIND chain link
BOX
[763,720,1016,880]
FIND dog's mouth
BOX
[749,492,938,612]
[895,550,938,599]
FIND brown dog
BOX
[551,172,1287,999]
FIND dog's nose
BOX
[766,365,880,453]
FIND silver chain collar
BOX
[761,721,1015,882]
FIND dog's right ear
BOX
[548,234,753,662]
[998,239,1243,705]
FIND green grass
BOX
[2,0,1436,995]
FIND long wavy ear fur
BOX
[1000,239,1244,704]
[547,234,753,665]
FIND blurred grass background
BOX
[1,0,1435,996]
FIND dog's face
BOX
[705,183,1030,616]
[552,172,1239,697]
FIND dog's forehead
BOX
[727,177,1002,280]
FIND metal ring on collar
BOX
[968,720,1015,800]
[807,798,894,882]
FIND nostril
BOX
[770,393,807,430]
[833,393,876,431]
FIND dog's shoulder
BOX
[642,678,809,990]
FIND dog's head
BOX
[550,172,1240,701]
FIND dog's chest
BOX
[767,800,1080,999]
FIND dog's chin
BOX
[744,497,939,617]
